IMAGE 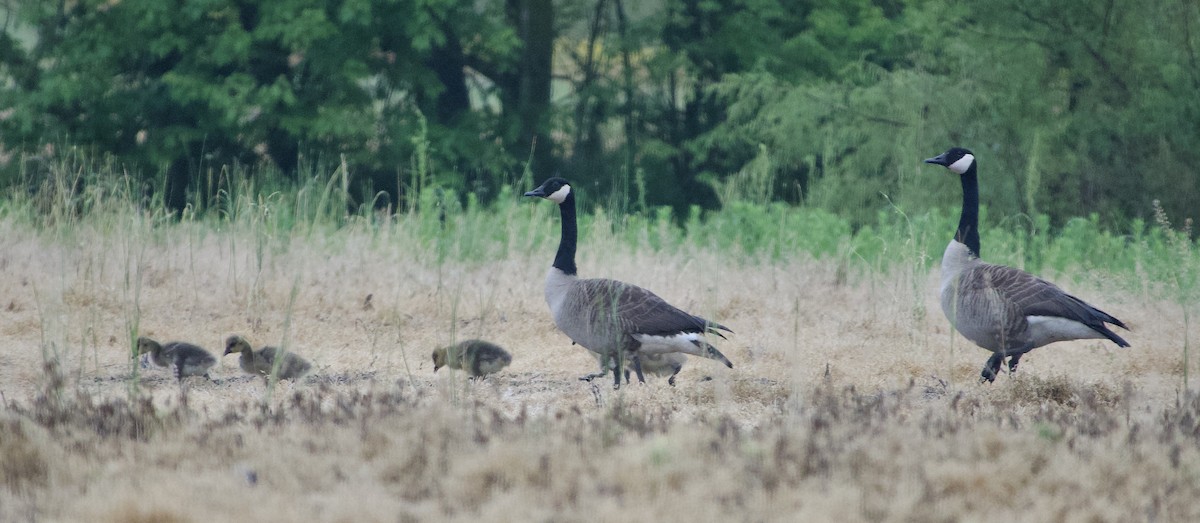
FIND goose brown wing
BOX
[967,263,1128,341]
[578,278,730,338]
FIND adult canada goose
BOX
[524,177,734,388]
[432,339,513,377]
[590,351,687,386]
[923,147,1130,382]
[223,335,313,381]
[136,337,217,381]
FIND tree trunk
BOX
[428,22,471,124]
[165,156,191,215]
[508,0,555,179]
[614,0,637,211]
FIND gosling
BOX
[223,335,313,381]
[136,337,218,381]
[590,351,686,386]
[432,339,512,378]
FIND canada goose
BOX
[136,337,217,380]
[223,335,313,381]
[524,177,734,388]
[923,147,1130,382]
[432,339,513,377]
[590,350,687,386]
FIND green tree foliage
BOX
[557,0,915,216]
[698,0,1200,229]
[1,0,1197,232]
[0,0,530,210]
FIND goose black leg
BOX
[668,362,683,387]
[630,354,646,384]
[980,353,1004,383]
[612,352,623,389]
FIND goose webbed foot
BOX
[1007,353,1023,373]
[980,353,1004,383]
[579,371,608,383]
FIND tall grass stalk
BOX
[409,109,431,215]
[121,210,149,397]
[394,311,418,397]
[881,193,930,349]
[444,282,465,403]
[265,277,303,400]
[1152,200,1197,393]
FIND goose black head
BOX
[524,177,572,204]
[924,147,976,175]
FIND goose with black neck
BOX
[524,177,734,388]
[923,147,1131,382]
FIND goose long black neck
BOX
[956,165,981,258]
[553,192,579,275]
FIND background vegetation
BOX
[2,0,1197,231]
[0,155,1196,521]
[3,3,1199,520]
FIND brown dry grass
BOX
[0,213,1197,522]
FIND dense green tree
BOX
[694,0,1200,229]
[0,0,546,210]
[2,0,1196,231]
[556,0,914,216]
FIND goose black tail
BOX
[699,318,733,339]
[1094,324,1130,348]
[1085,304,1129,347]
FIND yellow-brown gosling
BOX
[136,337,218,380]
[432,339,512,378]
[223,335,313,381]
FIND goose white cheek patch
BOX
[948,153,975,174]
[547,184,572,203]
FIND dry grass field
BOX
[1,206,1197,522]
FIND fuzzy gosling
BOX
[223,335,313,381]
[136,337,217,381]
[432,339,513,378]
[590,351,686,386]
